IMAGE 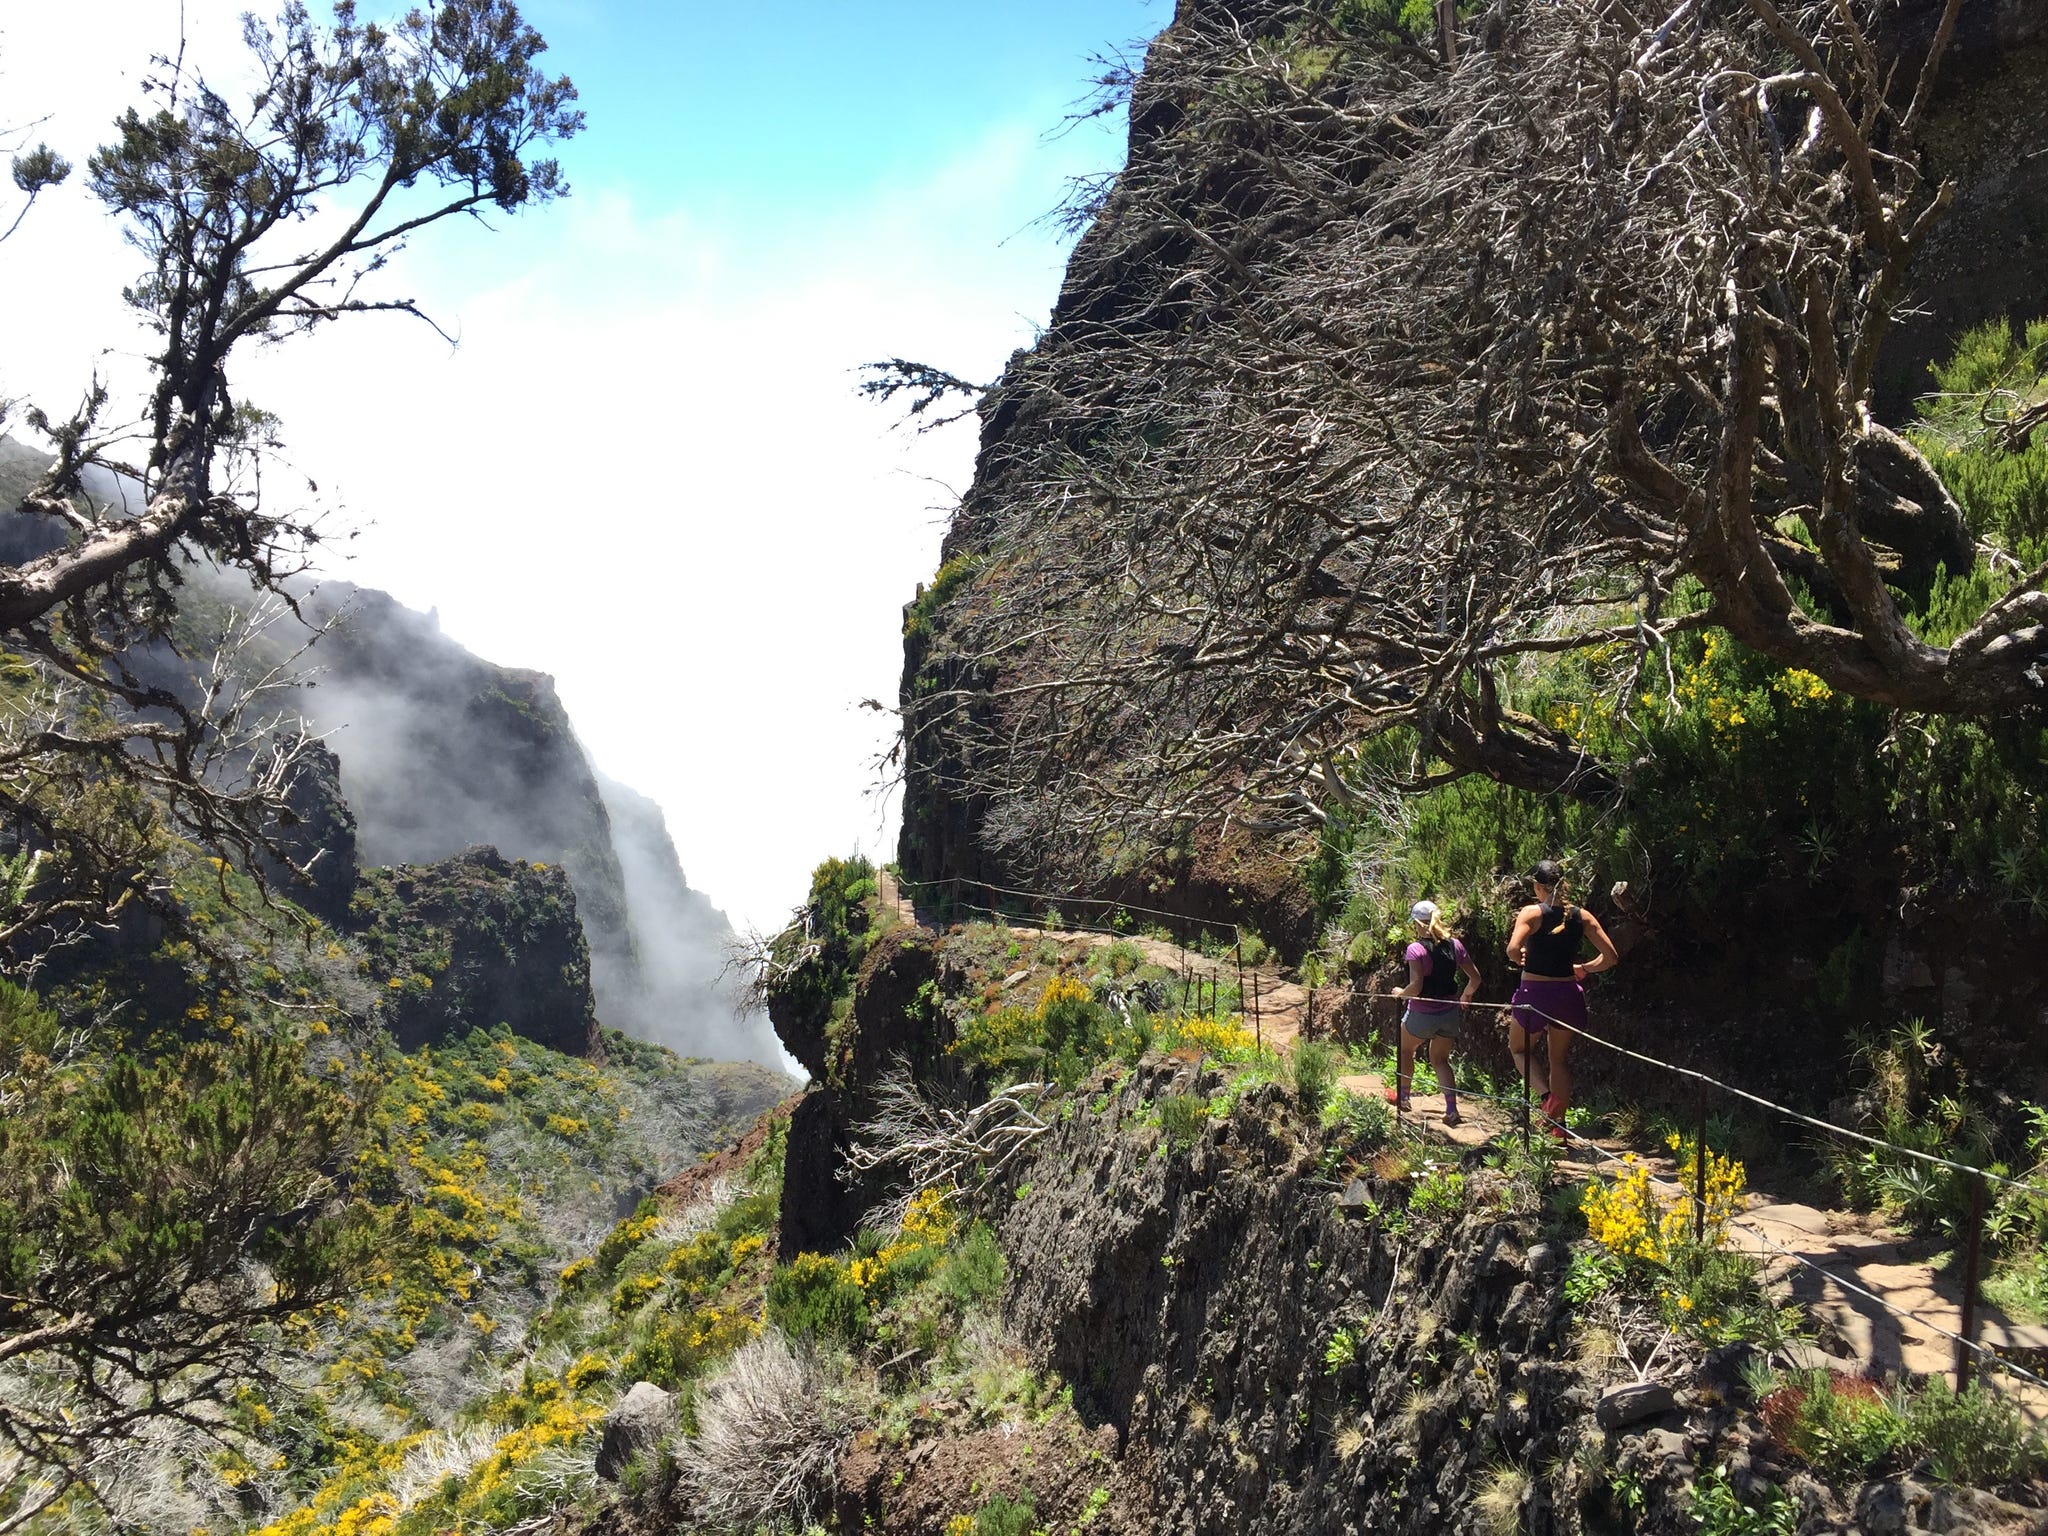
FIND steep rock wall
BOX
[995,1058,1580,1534]
[347,844,601,1057]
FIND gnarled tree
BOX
[897,0,2037,877]
[0,0,580,946]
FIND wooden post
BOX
[1234,943,1245,1023]
[1520,1031,1532,1150]
[1251,969,1262,1048]
[1693,1097,1710,1247]
[1957,1172,1989,1391]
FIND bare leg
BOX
[1509,1021,1551,1102]
[1547,1028,1573,1118]
[1394,1027,1417,1101]
[1429,1035,1457,1106]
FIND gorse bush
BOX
[1582,1145,1746,1266]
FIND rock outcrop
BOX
[347,845,601,1056]
[994,1057,1580,1534]
[777,925,952,1258]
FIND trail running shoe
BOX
[1384,1087,1409,1109]
[1441,1101,1462,1127]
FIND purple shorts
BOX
[1512,978,1586,1036]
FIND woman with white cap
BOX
[1387,899,1482,1125]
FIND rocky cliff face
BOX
[0,441,777,1066]
[348,845,602,1057]
[995,1057,1580,1534]
[294,582,783,1066]
[297,584,640,995]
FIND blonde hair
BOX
[1414,910,1453,943]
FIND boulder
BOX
[595,1380,677,1483]
[1597,1382,1677,1430]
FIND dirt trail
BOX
[882,869,1313,1048]
[883,871,2048,1409]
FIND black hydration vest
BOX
[1418,937,1460,999]
[1523,903,1584,976]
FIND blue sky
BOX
[3,0,1162,937]
[525,3,1153,214]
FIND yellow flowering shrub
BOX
[1159,1012,1258,1060]
[1581,1142,1746,1267]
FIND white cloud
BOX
[1,6,1110,936]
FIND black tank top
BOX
[1523,903,1583,976]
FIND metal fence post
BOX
[1957,1171,1989,1392]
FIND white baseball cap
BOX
[1409,900,1439,926]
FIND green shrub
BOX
[1687,1465,1797,1536]
[1765,1371,1907,1479]
[1324,1087,1393,1149]
[965,1489,1039,1536]
[1291,1040,1339,1120]
[764,856,878,1037]
[1158,1092,1212,1147]
[1104,940,1143,977]
[1563,1248,1625,1304]
[1323,1326,1358,1373]
[904,554,986,640]
[1904,1378,2046,1486]
[0,979,58,1059]
[937,1221,1007,1307]
[1912,315,2048,554]
[1984,1247,2048,1324]
[765,1253,869,1344]
[1658,1242,1796,1349]
[1408,1167,1466,1220]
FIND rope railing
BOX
[887,868,2048,1393]
[898,872,1235,934]
[907,872,2048,1206]
[1537,1108,2048,1398]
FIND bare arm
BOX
[1457,954,1482,1005]
[1575,910,1621,979]
[1505,906,1539,969]
[1395,954,1425,1001]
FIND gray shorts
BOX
[1402,1005,1461,1042]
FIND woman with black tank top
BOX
[1386,899,1481,1125]
[1505,859,1619,1138]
